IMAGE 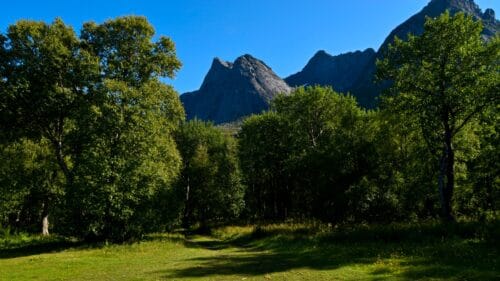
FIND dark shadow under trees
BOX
[158,222,500,280]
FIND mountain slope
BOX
[350,0,499,107]
[181,55,291,124]
[286,0,498,108]
[285,49,375,93]
[182,0,498,123]
[379,0,498,52]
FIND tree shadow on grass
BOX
[396,244,500,281]
[0,233,186,260]
[0,238,87,259]
[158,233,500,280]
[164,242,377,278]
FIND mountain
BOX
[285,49,375,93]
[286,0,499,108]
[182,0,498,123]
[350,0,499,107]
[181,54,291,124]
[379,0,498,51]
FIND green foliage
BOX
[0,16,184,241]
[65,17,184,241]
[0,139,64,232]
[240,86,390,223]
[366,110,440,221]
[455,107,500,219]
[0,18,95,177]
[377,12,500,220]
[68,81,183,241]
[0,12,498,241]
[0,18,97,236]
[274,87,373,222]
[378,12,498,151]
[80,16,181,86]
[174,120,245,229]
[239,112,291,220]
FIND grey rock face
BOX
[350,0,499,107]
[286,0,498,109]
[181,54,291,124]
[182,0,498,124]
[378,0,499,53]
[285,49,376,93]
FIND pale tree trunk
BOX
[41,202,50,236]
[182,176,191,228]
[42,215,49,236]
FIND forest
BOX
[0,12,498,243]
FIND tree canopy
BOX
[174,120,244,230]
[0,12,498,240]
[377,12,500,220]
[0,17,185,241]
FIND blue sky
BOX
[1,0,498,94]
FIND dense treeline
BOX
[0,16,185,241]
[239,12,499,224]
[0,13,498,241]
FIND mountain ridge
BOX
[181,0,498,123]
[285,48,375,94]
[349,0,499,106]
[180,54,291,124]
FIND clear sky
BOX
[1,0,498,94]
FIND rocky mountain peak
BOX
[235,53,260,64]
[181,54,291,124]
[232,54,276,78]
[285,48,376,96]
[378,0,498,52]
[347,0,499,108]
[212,57,232,69]
[181,0,498,124]
[312,50,329,58]
[306,50,335,66]
[429,0,481,13]
[484,8,496,21]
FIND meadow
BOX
[1,221,499,281]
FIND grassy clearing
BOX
[1,222,499,281]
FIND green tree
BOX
[240,86,380,223]
[66,17,184,241]
[368,109,440,221]
[0,19,95,234]
[0,139,64,235]
[377,12,499,220]
[273,86,375,222]
[1,17,184,240]
[80,16,180,87]
[456,106,500,218]
[239,112,292,220]
[175,120,244,230]
[68,80,183,240]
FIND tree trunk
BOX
[273,186,278,220]
[41,202,50,236]
[49,137,72,186]
[438,150,446,217]
[182,176,191,228]
[55,141,71,182]
[439,127,455,222]
[443,129,455,221]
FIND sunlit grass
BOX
[1,221,499,280]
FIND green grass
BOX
[1,222,499,280]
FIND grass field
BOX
[1,222,499,280]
